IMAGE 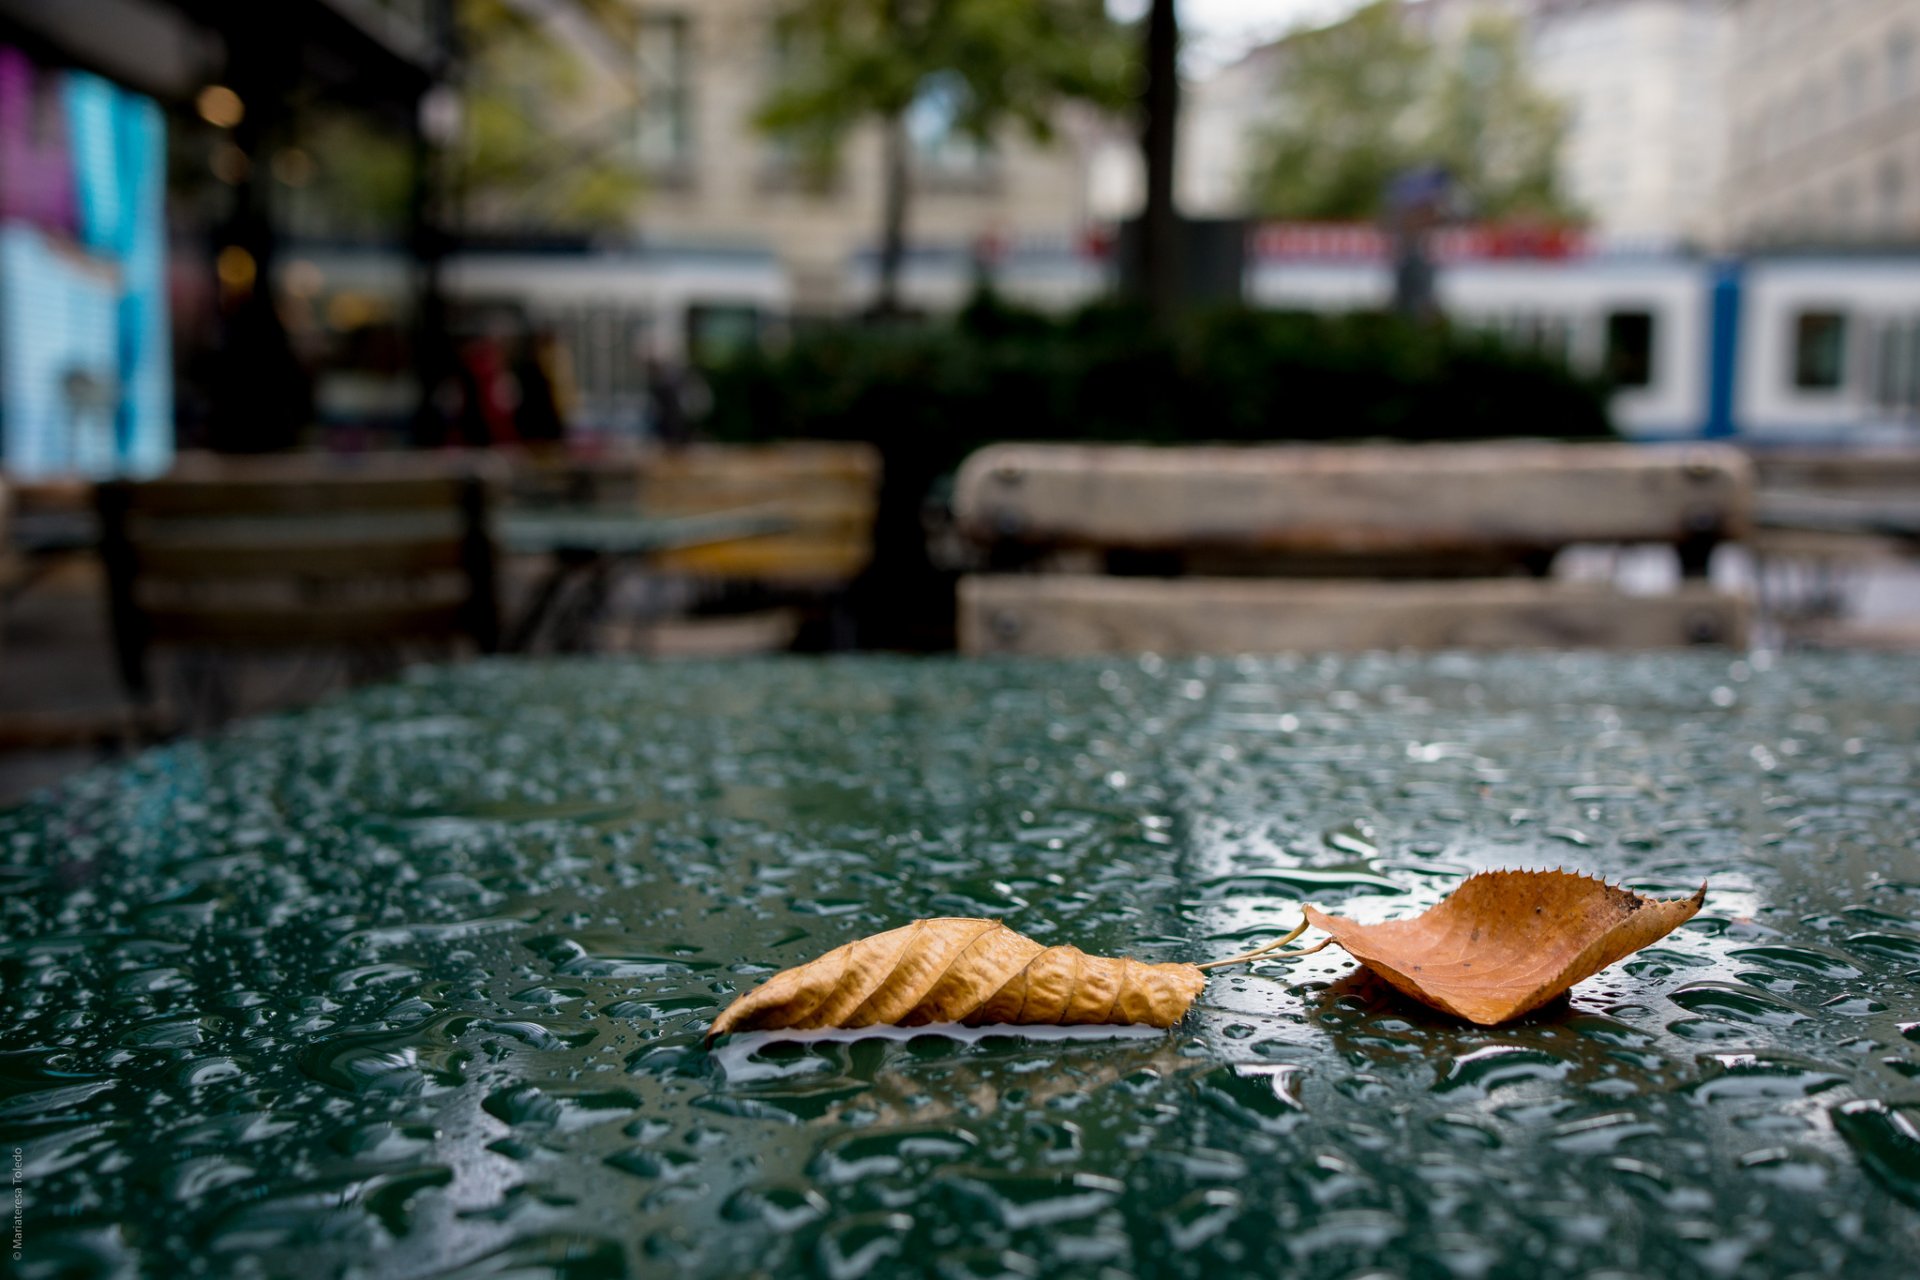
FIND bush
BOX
[704,293,1612,474]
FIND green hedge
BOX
[704,294,1613,471]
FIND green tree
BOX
[758,0,1133,315]
[455,0,646,231]
[1423,16,1570,220]
[1247,1,1575,223]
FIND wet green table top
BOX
[4,654,1918,1279]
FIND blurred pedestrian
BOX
[454,334,516,447]
[646,354,701,448]
[512,328,567,445]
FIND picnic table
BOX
[2,653,1916,1277]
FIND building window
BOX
[759,25,839,194]
[636,13,692,171]
[1793,311,1850,390]
[1834,177,1858,230]
[1844,51,1869,119]
[1891,28,1915,102]
[1603,310,1656,388]
[906,72,991,182]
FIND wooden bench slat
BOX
[637,441,880,479]
[1750,448,1920,491]
[955,443,1753,553]
[142,599,472,647]
[122,475,474,517]
[637,494,877,532]
[131,526,466,580]
[653,536,874,583]
[959,575,1748,655]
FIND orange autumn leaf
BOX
[1304,869,1706,1025]
[706,917,1207,1043]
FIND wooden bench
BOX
[954,442,1752,656]
[634,443,879,587]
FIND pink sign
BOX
[0,46,78,233]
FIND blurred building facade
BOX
[1172,0,1733,249]
[616,0,1105,313]
[1164,38,1281,219]
[1525,0,1730,248]
[1723,0,1920,246]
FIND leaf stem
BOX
[1196,920,1328,970]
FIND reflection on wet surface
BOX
[2,652,1918,1277]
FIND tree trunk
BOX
[1139,0,1180,329]
[410,0,459,446]
[875,107,911,318]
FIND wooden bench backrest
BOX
[961,576,1748,656]
[954,442,1753,656]
[955,442,1752,558]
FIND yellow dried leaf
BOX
[1304,869,1705,1025]
[705,918,1206,1042]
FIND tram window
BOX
[1603,310,1655,388]
[1910,322,1920,407]
[622,315,652,397]
[1876,323,1902,408]
[1793,311,1849,390]
[1880,318,1920,410]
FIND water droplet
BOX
[1668,984,1808,1027]
[1686,1055,1846,1104]
[808,1126,979,1184]
[481,1084,638,1132]
[1829,1100,1920,1208]
[1193,1064,1303,1132]
[814,1211,912,1279]
[1433,1045,1572,1097]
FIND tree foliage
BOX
[1247,1,1576,222]
[757,0,1133,309]
[759,0,1132,149]
[455,0,646,231]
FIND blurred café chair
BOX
[628,442,880,651]
[953,442,1753,656]
[95,461,498,728]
